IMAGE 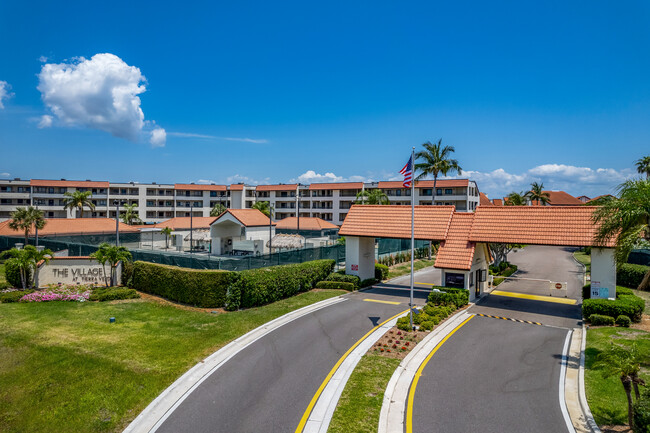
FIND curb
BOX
[123,296,348,433]
[378,309,471,433]
[570,252,588,286]
[579,325,601,432]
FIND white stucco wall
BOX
[346,236,375,280]
[36,257,122,287]
[591,248,617,299]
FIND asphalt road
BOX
[156,294,406,433]
[412,316,571,433]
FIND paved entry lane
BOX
[412,316,571,433]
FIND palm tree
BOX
[636,156,650,179]
[89,245,110,287]
[505,191,527,206]
[120,203,142,225]
[92,243,132,286]
[9,206,46,245]
[526,182,551,205]
[252,201,271,217]
[414,139,462,206]
[63,190,95,218]
[0,245,53,289]
[160,227,173,250]
[210,203,227,217]
[593,179,650,290]
[354,189,390,205]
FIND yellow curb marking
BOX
[295,308,410,433]
[491,289,577,305]
[363,298,402,305]
[406,315,474,433]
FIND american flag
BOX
[399,155,413,188]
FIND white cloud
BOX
[225,174,271,185]
[38,115,53,128]
[289,170,374,184]
[0,81,12,109]
[149,127,166,147]
[168,132,268,143]
[37,53,162,144]
[197,179,217,184]
[38,56,48,63]
[0,172,10,178]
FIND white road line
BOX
[560,330,577,433]
[579,325,601,432]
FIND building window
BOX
[210,191,217,197]
[445,189,453,195]
[436,188,442,195]
[48,200,54,206]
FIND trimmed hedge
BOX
[419,320,435,331]
[131,261,236,308]
[617,263,649,289]
[315,281,355,291]
[615,315,631,327]
[0,290,34,303]
[326,273,360,288]
[4,259,30,288]
[89,287,140,302]
[396,316,412,331]
[428,289,469,308]
[588,314,615,326]
[360,278,378,288]
[583,294,645,323]
[121,261,134,287]
[375,263,389,281]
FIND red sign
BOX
[351,264,358,271]
[555,283,563,289]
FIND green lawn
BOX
[573,250,591,274]
[0,289,345,433]
[387,259,436,279]
[328,353,400,433]
[0,261,6,285]
[585,327,650,426]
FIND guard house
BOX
[210,209,275,256]
[339,205,617,302]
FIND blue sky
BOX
[0,0,649,198]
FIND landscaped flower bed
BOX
[19,285,93,302]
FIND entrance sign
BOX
[591,281,601,299]
[36,257,121,287]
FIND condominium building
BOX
[0,178,480,225]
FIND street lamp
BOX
[189,203,193,254]
[269,204,274,253]
[114,200,120,246]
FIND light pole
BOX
[296,185,300,242]
[114,200,120,246]
[189,203,193,254]
[269,204,274,253]
[35,204,39,247]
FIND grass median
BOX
[0,289,345,433]
[387,259,436,279]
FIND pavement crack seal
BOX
[294,309,409,433]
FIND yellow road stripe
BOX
[405,315,474,433]
[491,289,577,305]
[363,298,402,305]
[415,282,434,286]
[294,308,409,433]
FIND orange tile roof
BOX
[275,217,339,231]
[212,209,273,227]
[492,199,503,206]
[586,194,615,204]
[30,179,109,188]
[229,184,245,191]
[256,184,298,192]
[338,205,455,240]
[541,191,583,206]
[469,206,615,247]
[153,217,217,230]
[434,212,476,270]
[174,184,227,191]
[479,192,493,206]
[309,182,363,190]
[377,179,469,189]
[0,218,139,237]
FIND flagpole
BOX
[409,146,415,330]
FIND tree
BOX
[252,201,271,217]
[595,343,646,429]
[414,139,462,206]
[489,243,522,266]
[0,245,53,289]
[505,191,528,206]
[161,227,173,250]
[354,189,390,205]
[120,203,142,225]
[210,203,227,217]
[636,156,650,179]
[91,243,132,287]
[593,179,650,290]
[89,246,110,287]
[526,182,550,206]
[9,206,46,245]
[63,190,95,218]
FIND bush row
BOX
[397,288,469,332]
[89,287,140,302]
[582,292,645,323]
[0,290,35,303]
[375,263,389,281]
[315,281,355,291]
[326,273,360,288]
[634,391,650,433]
[617,263,649,289]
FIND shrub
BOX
[633,392,650,433]
[0,290,34,303]
[0,281,10,290]
[315,281,355,291]
[4,258,30,288]
[89,287,140,302]
[396,316,412,331]
[424,304,450,320]
[589,314,615,326]
[617,263,649,289]
[616,287,635,297]
[419,320,435,331]
[326,273,360,288]
[131,261,236,308]
[413,312,431,325]
[583,295,645,323]
[582,283,591,300]
[375,263,389,281]
[428,290,467,307]
[360,278,378,288]
[121,260,134,287]
[615,315,632,327]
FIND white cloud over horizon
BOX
[37,114,53,128]
[168,132,268,144]
[0,81,12,109]
[37,53,165,147]
[0,172,10,178]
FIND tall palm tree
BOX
[120,203,142,225]
[252,201,271,217]
[526,182,550,205]
[92,243,132,286]
[0,245,53,289]
[636,155,650,179]
[210,203,227,217]
[9,206,46,245]
[354,189,390,205]
[593,179,650,290]
[63,190,95,218]
[160,227,173,250]
[89,246,110,287]
[414,139,462,206]
[505,191,527,206]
